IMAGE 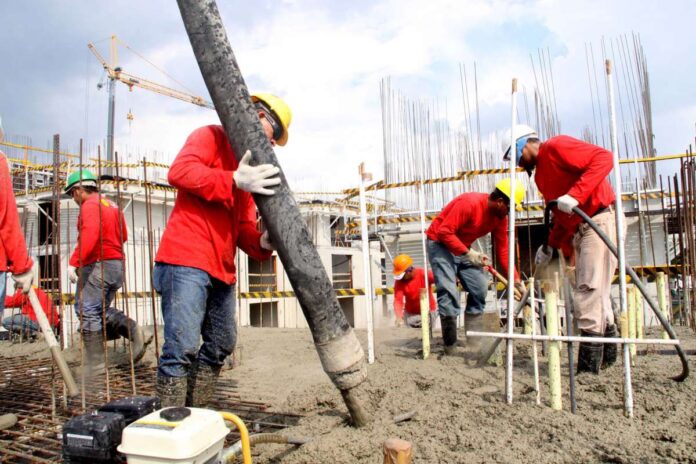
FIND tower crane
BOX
[87,35,214,164]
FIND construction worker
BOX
[0,118,34,311]
[65,169,147,370]
[426,179,525,355]
[3,285,59,339]
[503,125,620,374]
[153,93,291,407]
[392,254,436,328]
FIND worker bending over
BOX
[0,119,34,310]
[66,169,148,371]
[3,285,59,339]
[392,254,437,328]
[504,125,620,374]
[154,94,291,407]
[426,180,524,355]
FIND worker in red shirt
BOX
[65,169,147,371]
[153,93,291,408]
[3,285,59,338]
[0,121,34,309]
[504,125,620,374]
[426,179,524,355]
[392,254,436,328]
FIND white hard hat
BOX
[501,124,537,163]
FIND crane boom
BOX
[87,40,214,109]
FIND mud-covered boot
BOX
[465,312,484,351]
[187,363,221,408]
[106,309,152,364]
[577,330,603,375]
[601,324,618,369]
[82,330,105,376]
[441,315,458,355]
[156,374,188,408]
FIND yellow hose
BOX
[220,412,252,464]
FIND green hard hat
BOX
[64,169,98,193]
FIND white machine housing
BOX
[117,407,229,464]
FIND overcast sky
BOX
[1,0,694,191]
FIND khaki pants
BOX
[572,208,622,334]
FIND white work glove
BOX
[233,150,281,195]
[260,230,275,251]
[557,194,579,214]
[534,245,553,266]
[11,270,34,294]
[465,249,489,267]
[68,265,79,284]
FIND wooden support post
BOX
[544,281,562,411]
[635,286,644,342]
[656,272,669,340]
[628,286,637,365]
[383,438,413,464]
[419,289,430,360]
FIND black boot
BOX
[440,315,458,355]
[187,363,221,408]
[601,324,618,369]
[465,312,484,351]
[577,330,603,375]
[106,309,151,363]
[156,374,188,408]
[82,330,105,376]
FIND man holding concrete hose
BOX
[66,169,149,371]
[503,125,621,374]
[153,93,291,408]
[0,118,34,310]
[426,180,525,355]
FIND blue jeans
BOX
[427,239,488,317]
[0,272,5,312]
[153,263,236,378]
[3,314,40,335]
[74,260,123,332]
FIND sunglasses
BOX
[255,101,283,142]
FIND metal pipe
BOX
[176,0,368,426]
[505,78,518,405]
[606,59,634,417]
[529,277,540,405]
[559,256,576,413]
[358,163,375,364]
[466,332,680,345]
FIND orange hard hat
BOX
[393,254,413,280]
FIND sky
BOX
[1,0,694,192]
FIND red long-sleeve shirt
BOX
[70,195,128,267]
[4,287,59,327]
[426,193,519,280]
[0,152,32,274]
[534,136,615,249]
[155,125,272,285]
[394,268,436,318]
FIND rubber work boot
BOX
[577,330,603,375]
[601,324,618,369]
[106,309,152,363]
[440,315,458,355]
[82,330,105,376]
[187,363,221,408]
[156,374,188,408]
[465,312,484,351]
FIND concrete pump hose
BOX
[546,200,689,382]
[221,433,311,462]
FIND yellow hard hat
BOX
[251,93,292,146]
[392,254,413,280]
[495,178,525,206]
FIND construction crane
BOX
[87,35,214,164]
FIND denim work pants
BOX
[0,272,6,312]
[74,260,123,332]
[2,314,40,335]
[153,263,236,378]
[427,239,488,317]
